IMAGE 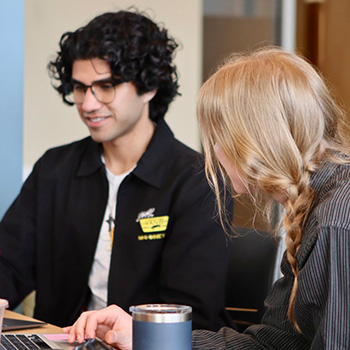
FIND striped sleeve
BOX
[319,226,350,349]
[192,325,309,349]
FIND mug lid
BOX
[130,304,192,323]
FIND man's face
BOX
[71,58,155,145]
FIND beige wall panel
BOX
[24,0,202,171]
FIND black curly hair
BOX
[48,10,180,121]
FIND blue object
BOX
[0,0,24,220]
[133,320,192,350]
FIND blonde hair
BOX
[197,47,350,330]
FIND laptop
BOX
[0,335,114,350]
[2,318,47,332]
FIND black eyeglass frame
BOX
[68,77,124,104]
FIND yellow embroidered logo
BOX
[139,216,169,233]
[138,233,166,241]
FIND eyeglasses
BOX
[68,79,119,104]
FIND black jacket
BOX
[0,119,232,331]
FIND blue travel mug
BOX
[130,304,192,350]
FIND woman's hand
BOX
[62,305,132,350]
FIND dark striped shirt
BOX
[193,159,350,349]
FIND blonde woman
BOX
[63,48,350,349]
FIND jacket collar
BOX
[133,119,176,188]
[76,138,104,177]
[76,119,176,188]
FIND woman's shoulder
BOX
[314,162,350,229]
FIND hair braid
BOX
[283,169,315,331]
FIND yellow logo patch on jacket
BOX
[139,215,169,233]
[138,216,169,241]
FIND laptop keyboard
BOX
[0,334,52,350]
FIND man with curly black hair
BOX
[0,10,232,331]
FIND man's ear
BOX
[142,89,158,103]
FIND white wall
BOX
[24,0,202,171]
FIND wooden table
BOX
[3,310,62,334]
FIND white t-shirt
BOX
[87,164,131,311]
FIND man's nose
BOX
[81,87,101,111]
